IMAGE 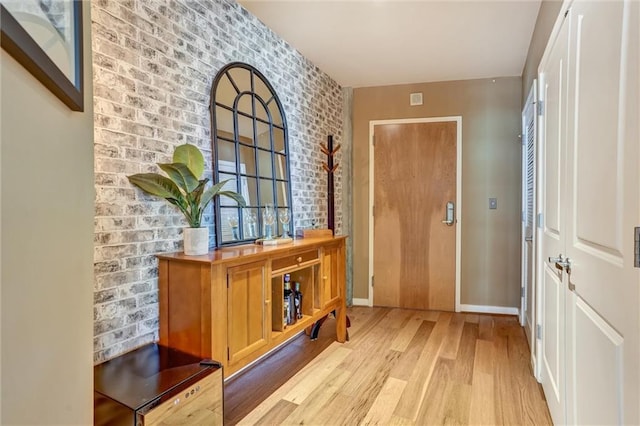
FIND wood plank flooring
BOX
[227,307,552,425]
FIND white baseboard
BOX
[349,301,518,314]
[458,304,519,316]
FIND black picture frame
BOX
[1,0,83,111]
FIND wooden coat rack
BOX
[320,135,340,234]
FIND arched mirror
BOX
[211,62,292,247]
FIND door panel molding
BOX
[367,117,462,309]
[572,295,624,424]
[542,265,563,399]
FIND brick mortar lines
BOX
[92,0,343,363]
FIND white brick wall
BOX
[92,0,343,362]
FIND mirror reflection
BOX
[211,63,292,246]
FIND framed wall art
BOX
[1,0,83,111]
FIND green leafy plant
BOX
[127,143,245,228]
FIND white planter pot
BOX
[183,227,209,255]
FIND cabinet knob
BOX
[323,276,328,280]
[296,256,302,263]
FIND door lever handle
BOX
[548,254,564,264]
[548,254,571,273]
[442,201,455,226]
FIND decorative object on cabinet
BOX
[254,203,293,245]
[157,236,348,378]
[94,343,223,425]
[254,236,294,246]
[127,143,245,255]
[320,135,341,234]
[295,228,333,239]
[278,208,291,238]
[0,0,84,111]
[210,62,293,247]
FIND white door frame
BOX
[535,0,572,385]
[366,117,462,310]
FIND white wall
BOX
[0,3,94,423]
[521,0,563,106]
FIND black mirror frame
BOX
[210,62,293,247]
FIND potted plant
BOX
[127,143,245,255]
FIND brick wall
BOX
[92,0,343,362]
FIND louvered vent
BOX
[524,103,536,239]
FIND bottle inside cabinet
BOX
[294,281,303,320]
[270,264,320,336]
[288,265,319,317]
[284,275,296,326]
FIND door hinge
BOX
[521,287,525,298]
[522,210,526,222]
[634,227,640,268]
[537,213,544,229]
[537,100,544,116]
[226,275,230,288]
[371,275,375,287]
[227,347,230,361]
[536,324,542,340]
[372,205,375,217]
[372,134,376,146]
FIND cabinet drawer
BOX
[272,249,319,272]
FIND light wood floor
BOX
[237,307,552,425]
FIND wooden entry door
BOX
[373,121,457,311]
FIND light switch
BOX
[489,198,498,210]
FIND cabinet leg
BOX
[309,312,351,341]
[335,307,349,343]
[309,315,328,340]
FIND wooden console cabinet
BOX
[157,236,347,378]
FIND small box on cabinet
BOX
[295,228,333,239]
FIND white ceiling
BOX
[238,0,542,88]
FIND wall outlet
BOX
[489,198,498,209]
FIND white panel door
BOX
[564,1,639,424]
[538,13,570,424]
